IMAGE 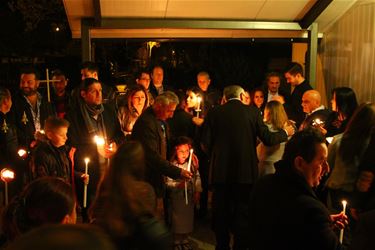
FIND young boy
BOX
[166,136,202,250]
[32,116,88,187]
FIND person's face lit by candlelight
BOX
[81,83,102,106]
[295,142,329,187]
[176,144,190,164]
[131,90,146,114]
[267,76,280,94]
[253,90,264,108]
[186,91,199,109]
[20,73,39,97]
[151,67,164,88]
[197,73,211,92]
[47,126,68,148]
[284,72,301,87]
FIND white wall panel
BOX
[320,1,375,103]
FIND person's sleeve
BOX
[298,197,342,250]
[255,109,288,146]
[132,119,181,180]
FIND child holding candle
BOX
[185,87,205,126]
[32,116,89,190]
[166,136,202,250]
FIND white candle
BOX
[185,148,194,205]
[187,148,194,172]
[196,96,202,111]
[83,158,90,208]
[339,200,347,244]
[1,168,15,205]
[185,181,188,205]
[196,96,202,117]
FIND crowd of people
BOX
[0,60,374,250]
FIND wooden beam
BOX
[299,0,333,29]
[93,0,102,26]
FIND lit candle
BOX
[187,148,194,172]
[196,96,202,118]
[1,168,15,205]
[326,137,334,144]
[83,158,90,208]
[93,135,105,146]
[17,149,27,158]
[339,200,347,244]
[185,148,194,205]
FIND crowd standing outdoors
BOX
[0,61,374,250]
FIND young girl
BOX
[166,136,202,250]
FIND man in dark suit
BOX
[284,62,313,128]
[132,91,191,218]
[201,85,294,250]
[250,128,347,250]
[299,90,336,136]
[262,72,288,105]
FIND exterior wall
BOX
[320,0,375,103]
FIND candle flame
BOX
[342,200,347,206]
[84,158,90,164]
[1,168,15,182]
[326,137,333,144]
[17,149,27,157]
[93,135,105,146]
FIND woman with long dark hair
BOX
[330,87,358,134]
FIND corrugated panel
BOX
[320,1,375,103]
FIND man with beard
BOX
[9,67,55,150]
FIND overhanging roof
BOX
[63,0,357,39]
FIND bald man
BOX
[299,90,335,135]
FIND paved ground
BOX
[190,213,216,250]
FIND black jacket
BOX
[33,141,75,184]
[250,160,342,250]
[132,107,182,197]
[201,99,288,185]
[9,92,55,149]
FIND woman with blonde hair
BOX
[257,100,293,176]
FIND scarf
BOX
[79,99,105,136]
